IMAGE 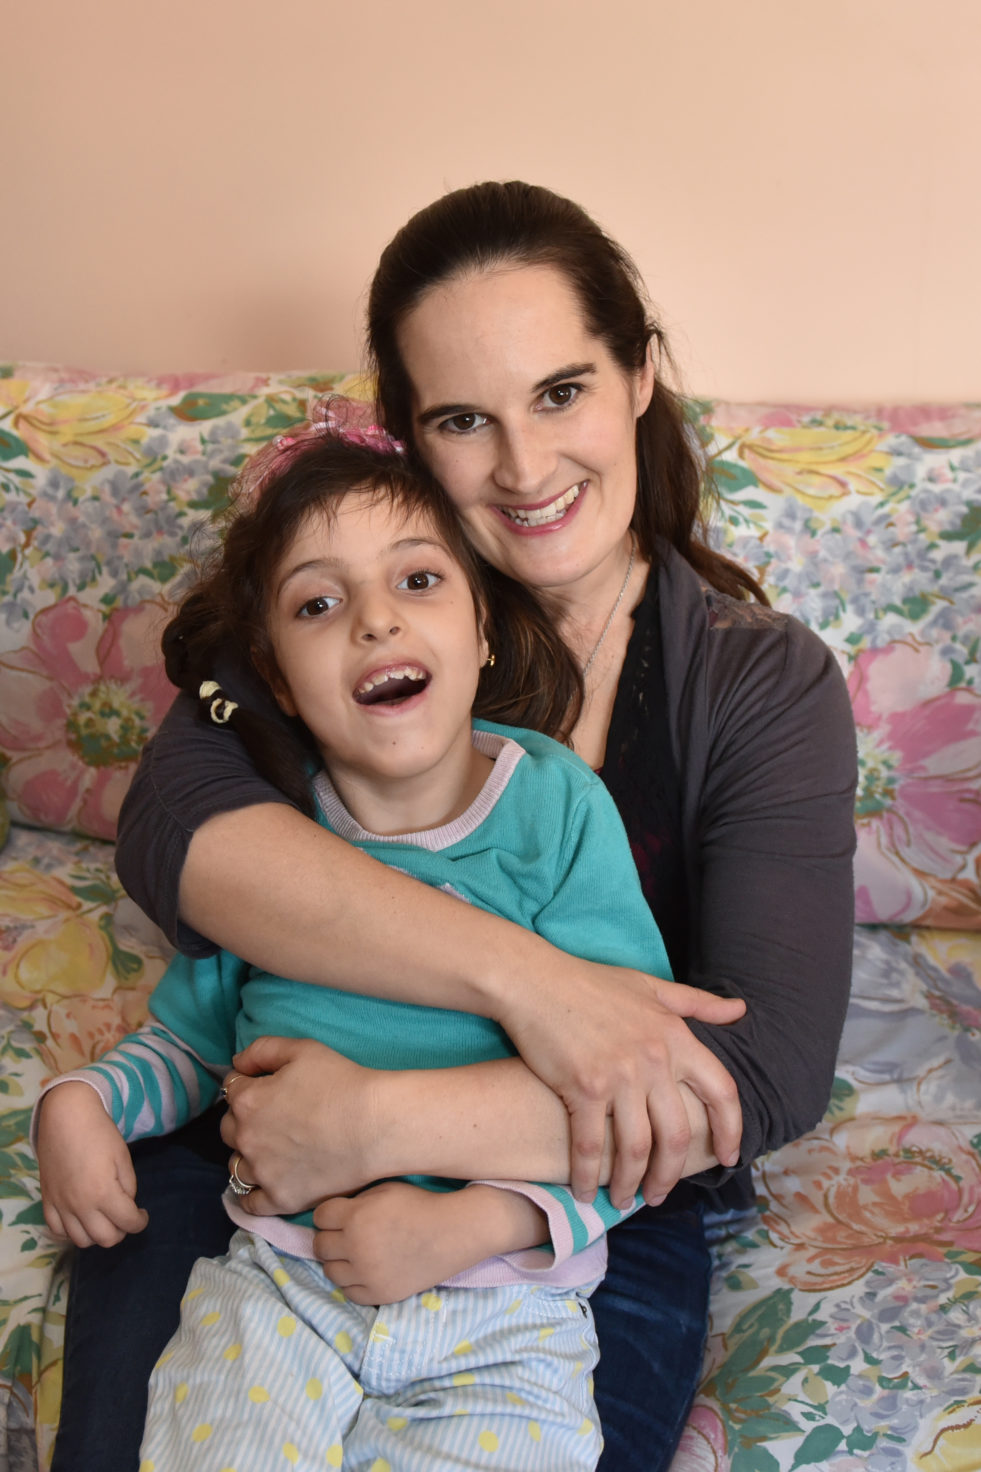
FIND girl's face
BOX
[264,489,488,815]
[397,263,654,603]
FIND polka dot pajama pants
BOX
[139,1229,603,1471]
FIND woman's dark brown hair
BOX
[163,426,583,814]
[368,180,766,603]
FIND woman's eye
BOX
[439,411,488,435]
[298,595,339,618]
[398,570,442,592]
[542,383,580,409]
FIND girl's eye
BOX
[541,383,580,409]
[298,595,339,618]
[438,411,489,436]
[398,570,442,592]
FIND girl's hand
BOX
[496,963,745,1207]
[312,1182,548,1306]
[219,1039,385,1216]
[35,1083,149,1248]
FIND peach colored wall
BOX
[5,0,979,399]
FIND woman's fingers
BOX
[566,1102,610,1202]
[608,1093,654,1209]
[640,1083,693,1206]
[648,979,746,1026]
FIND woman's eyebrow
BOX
[416,362,597,426]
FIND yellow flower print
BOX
[915,1396,981,1470]
[738,426,892,508]
[10,385,167,475]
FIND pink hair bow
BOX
[235,394,406,504]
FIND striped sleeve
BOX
[473,1179,644,1269]
[35,1021,225,1144]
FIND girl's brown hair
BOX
[368,180,766,604]
[163,426,583,814]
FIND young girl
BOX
[34,398,695,1471]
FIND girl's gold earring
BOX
[484,652,496,668]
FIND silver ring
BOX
[228,1154,255,1197]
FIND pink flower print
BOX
[848,641,981,926]
[0,597,177,839]
[673,1405,730,1471]
[760,1116,981,1291]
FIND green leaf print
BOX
[0,1111,33,1150]
[98,914,145,984]
[730,1444,780,1472]
[0,429,30,461]
[170,393,254,423]
[790,1424,845,1466]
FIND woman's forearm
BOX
[181,804,553,1014]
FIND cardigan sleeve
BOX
[678,602,858,1177]
[115,680,296,958]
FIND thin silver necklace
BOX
[581,537,637,680]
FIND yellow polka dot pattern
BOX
[326,1448,343,1468]
[387,1415,408,1430]
[305,1377,322,1400]
[528,1421,542,1442]
[248,1385,270,1404]
[278,1314,296,1338]
[283,1444,299,1465]
[478,1430,499,1452]
[505,1391,526,1406]
[453,1371,476,1387]
[200,1310,221,1327]
[139,1462,155,1472]
[272,1267,291,1287]
[224,1343,243,1361]
[370,1320,391,1343]
[452,1339,473,1356]
[578,1416,594,1436]
[334,1330,353,1353]
[421,1291,443,1311]
[191,1424,212,1443]
[370,1461,391,1472]
[154,1351,173,1370]
[174,1383,189,1406]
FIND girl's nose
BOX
[353,592,402,641]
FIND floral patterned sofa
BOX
[1,364,979,1472]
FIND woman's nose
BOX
[493,422,555,497]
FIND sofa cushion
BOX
[701,403,981,928]
[0,364,367,841]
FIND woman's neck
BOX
[555,544,649,769]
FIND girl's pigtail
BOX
[162,591,319,818]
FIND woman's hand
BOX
[495,962,745,1207]
[219,1039,386,1216]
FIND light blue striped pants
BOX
[139,1230,603,1471]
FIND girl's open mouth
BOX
[497,482,585,530]
[353,664,431,707]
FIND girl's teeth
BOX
[356,665,426,695]
[503,483,582,527]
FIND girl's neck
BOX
[323,733,494,837]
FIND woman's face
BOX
[397,263,654,601]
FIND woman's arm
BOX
[119,692,744,1203]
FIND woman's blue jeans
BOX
[50,1122,710,1472]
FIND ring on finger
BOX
[218,1072,244,1102]
[228,1154,256,1197]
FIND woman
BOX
[53,182,856,1472]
